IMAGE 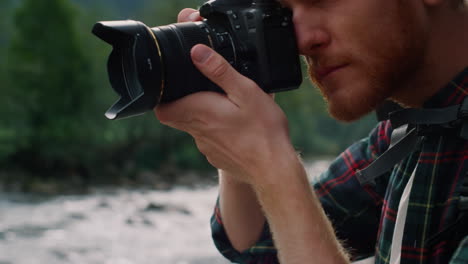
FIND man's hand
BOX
[154,9,295,185]
[155,9,350,264]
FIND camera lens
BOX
[151,22,223,103]
[93,0,303,120]
[92,20,227,120]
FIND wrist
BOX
[252,154,311,206]
[249,155,350,264]
[219,169,250,186]
[249,144,303,188]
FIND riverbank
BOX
[0,167,218,195]
[0,158,333,195]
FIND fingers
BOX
[178,8,202,22]
[191,44,260,106]
[155,93,203,127]
[155,91,234,131]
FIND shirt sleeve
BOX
[314,120,393,259]
[211,197,279,263]
[210,121,393,263]
[450,236,468,264]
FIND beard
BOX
[306,4,428,122]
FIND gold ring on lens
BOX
[146,27,166,104]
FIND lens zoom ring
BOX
[173,24,212,52]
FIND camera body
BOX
[198,0,302,92]
[92,0,302,120]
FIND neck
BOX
[392,3,468,108]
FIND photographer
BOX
[155,0,468,263]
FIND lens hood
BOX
[92,20,164,120]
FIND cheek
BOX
[325,77,388,122]
[306,2,428,121]
[332,0,416,62]
[339,6,426,87]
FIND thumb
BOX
[191,44,259,106]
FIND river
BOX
[0,161,331,264]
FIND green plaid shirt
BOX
[211,67,468,264]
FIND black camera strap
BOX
[355,125,422,186]
[356,97,468,186]
[356,97,468,251]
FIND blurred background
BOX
[0,0,377,263]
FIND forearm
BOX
[252,152,350,264]
[155,31,348,262]
[219,170,266,252]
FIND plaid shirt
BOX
[211,67,468,264]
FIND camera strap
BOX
[356,97,468,186]
[357,97,468,251]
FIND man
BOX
[155,0,468,263]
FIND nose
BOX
[292,8,331,55]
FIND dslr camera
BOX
[93,0,302,120]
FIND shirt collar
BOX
[423,67,468,108]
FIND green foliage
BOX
[0,0,14,154]
[5,0,95,163]
[140,0,205,26]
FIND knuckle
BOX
[245,78,259,90]
[236,79,259,101]
[210,59,230,79]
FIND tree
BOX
[0,0,19,160]
[0,0,14,53]
[5,0,97,174]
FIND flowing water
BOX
[0,161,331,264]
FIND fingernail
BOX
[192,45,212,63]
[188,11,200,21]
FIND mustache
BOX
[304,54,353,81]
[304,55,349,70]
